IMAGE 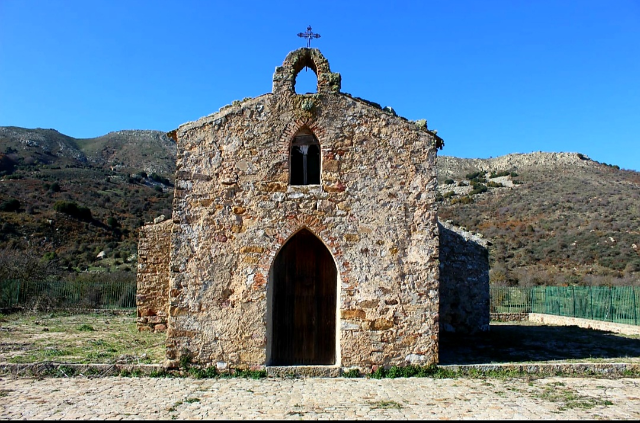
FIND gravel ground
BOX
[2,375,640,420]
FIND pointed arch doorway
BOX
[268,229,337,365]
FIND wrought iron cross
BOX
[297,26,321,48]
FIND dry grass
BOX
[2,312,640,369]
[0,310,165,364]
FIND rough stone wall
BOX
[139,218,491,338]
[439,220,490,334]
[166,48,442,371]
[136,219,172,332]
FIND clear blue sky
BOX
[1,0,639,170]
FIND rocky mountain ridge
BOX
[437,151,595,179]
[0,126,176,176]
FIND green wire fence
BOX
[2,278,639,324]
[0,278,136,310]
[491,286,640,326]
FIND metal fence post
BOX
[633,287,637,326]
[589,286,593,319]
[609,286,614,322]
[529,287,533,313]
[572,286,576,317]
[544,286,548,314]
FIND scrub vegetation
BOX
[437,154,640,287]
[0,127,174,282]
[1,126,639,289]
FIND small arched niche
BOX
[292,54,319,94]
[290,127,321,186]
[294,67,318,94]
[267,228,337,366]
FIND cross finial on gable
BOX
[297,26,321,48]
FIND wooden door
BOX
[271,229,337,365]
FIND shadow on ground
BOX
[439,323,640,365]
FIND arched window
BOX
[290,128,320,185]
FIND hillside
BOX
[436,152,640,286]
[1,126,639,287]
[0,127,175,273]
[0,127,176,175]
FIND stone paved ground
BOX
[1,376,640,420]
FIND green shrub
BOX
[443,191,456,199]
[444,179,454,185]
[118,368,143,378]
[49,182,61,192]
[204,366,220,378]
[387,366,417,378]
[42,251,57,261]
[232,368,267,379]
[149,369,170,378]
[188,367,205,378]
[370,366,387,379]
[470,183,488,195]
[451,196,474,205]
[54,366,77,378]
[179,351,192,370]
[343,368,360,378]
[149,173,171,186]
[53,201,92,221]
[465,171,483,180]
[0,199,20,212]
[489,170,511,178]
[487,181,504,188]
[0,222,16,234]
[186,366,220,379]
[369,365,428,379]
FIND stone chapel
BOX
[136,48,489,375]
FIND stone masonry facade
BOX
[137,48,488,373]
